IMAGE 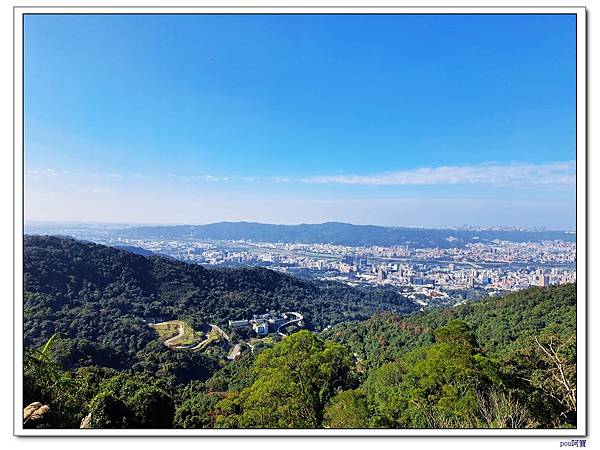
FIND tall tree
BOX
[214,330,356,428]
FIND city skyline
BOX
[24,14,576,228]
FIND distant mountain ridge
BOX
[115,221,575,248]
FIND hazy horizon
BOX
[25,14,576,229]
[24,218,575,232]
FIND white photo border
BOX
[13,4,587,437]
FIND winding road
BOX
[187,324,230,351]
[211,324,230,341]
[227,343,242,360]
[153,313,301,355]
[156,320,186,347]
[151,320,230,350]
[277,312,304,337]
[187,334,212,351]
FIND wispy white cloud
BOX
[270,176,292,184]
[166,161,575,189]
[301,161,575,189]
[78,188,112,193]
[27,168,68,179]
[182,175,230,182]
[237,176,291,183]
[26,161,576,191]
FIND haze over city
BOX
[24,14,576,229]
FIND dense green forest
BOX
[23,236,577,429]
[24,235,417,372]
[323,283,576,369]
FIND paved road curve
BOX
[187,324,229,351]
[277,312,304,337]
[227,343,241,360]
[210,324,230,341]
[153,320,186,347]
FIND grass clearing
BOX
[150,320,199,347]
[178,323,200,346]
[192,329,219,352]
[150,321,181,341]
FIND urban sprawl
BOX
[112,237,576,306]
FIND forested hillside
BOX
[24,235,417,370]
[323,283,576,369]
[23,236,577,430]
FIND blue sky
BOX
[24,14,576,228]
